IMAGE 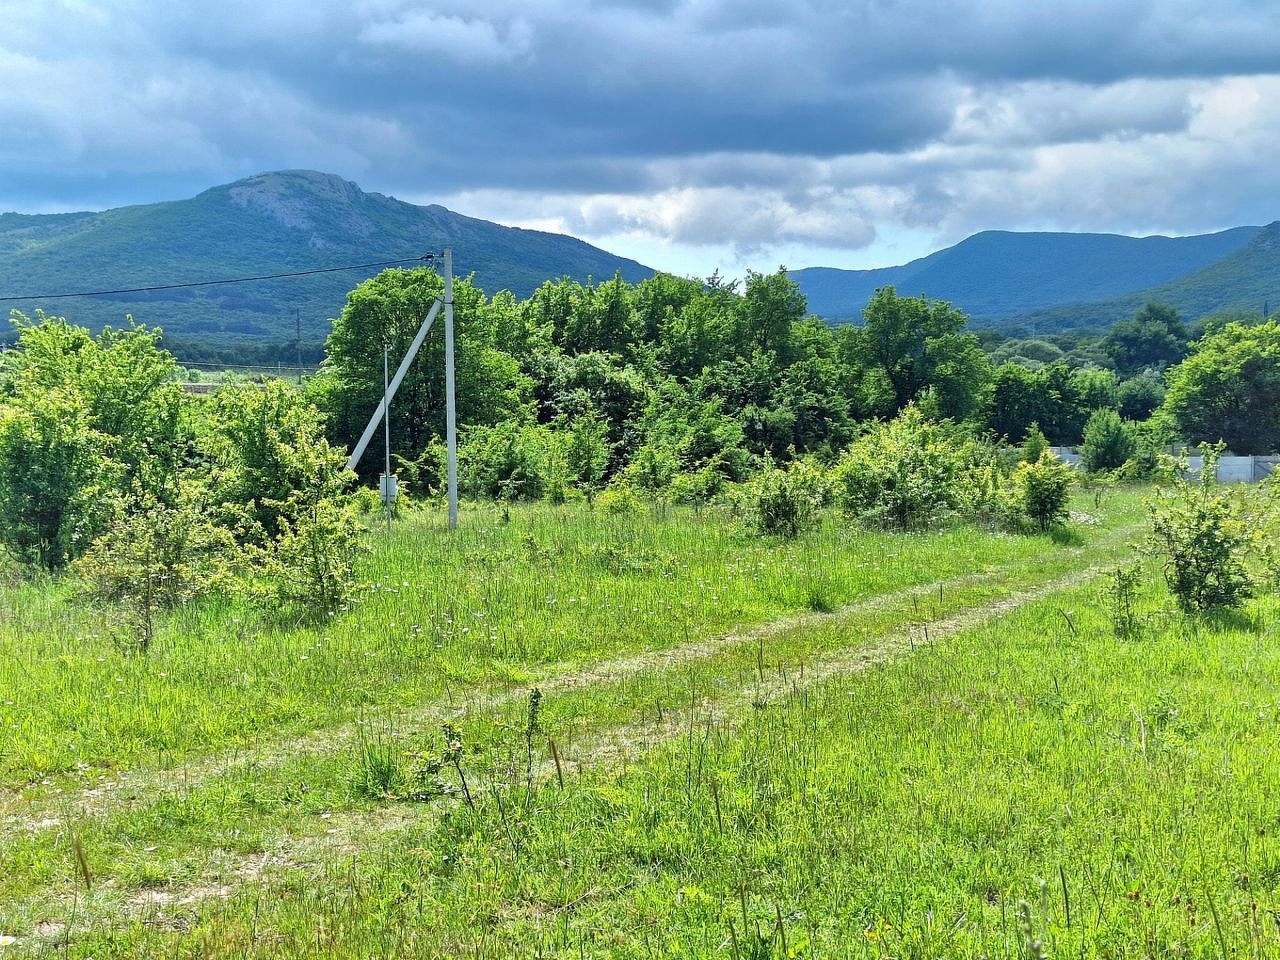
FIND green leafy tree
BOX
[565,412,612,502]
[317,268,531,479]
[0,314,188,568]
[1161,321,1280,454]
[1102,302,1189,375]
[0,389,114,568]
[1080,409,1137,473]
[1117,370,1166,421]
[735,268,805,367]
[851,287,990,420]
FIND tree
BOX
[1117,370,1165,421]
[0,389,114,568]
[316,268,532,479]
[1102,302,1188,375]
[1161,321,1280,454]
[850,287,990,420]
[0,314,188,568]
[1079,409,1136,472]
[736,268,805,367]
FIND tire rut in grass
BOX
[0,524,1138,835]
[0,550,1131,946]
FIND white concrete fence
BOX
[1049,447,1279,483]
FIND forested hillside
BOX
[0,171,653,354]
[791,226,1260,323]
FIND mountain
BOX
[1009,222,1280,332]
[791,226,1261,324]
[0,170,654,348]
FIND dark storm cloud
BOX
[2,0,1280,260]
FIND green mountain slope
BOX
[791,227,1260,323]
[0,171,653,347]
[1008,221,1280,331]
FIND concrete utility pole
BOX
[343,248,459,531]
[444,247,458,530]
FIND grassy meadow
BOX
[2,488,1279,957]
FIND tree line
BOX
[0,267,1276,589]
[313,268,1280,502]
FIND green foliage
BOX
[0,388,115,568]
[832,406,987,530]
[596,481,646,516]
[849,287,991,420]
[743,458,829,538]
[75,483,242,651]
[1080,408,1137,473]
[1148,450,1256,613]
[1021,422,1049,463]
[263,454,364,616]
[1010,451,1075,530]
[1104,562,1144,641]
[1161,320,1280,454]
[987,362,1090,445]
[0,314,192,569]
[558,412,611,504]
[0,315,363,621]
[1116,369,1166,421]
[317,268,533,480]
[459,422,552,502]
[1101,301,1188,375]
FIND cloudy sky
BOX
[2,0,1279,277]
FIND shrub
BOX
[832,406,985,530]
[0,391,114,569]
[1080,409,1137,473]
[744,458,828,538]
[1148,449,1255,613]
[458,422,549,502]
[1022,423,1049,463]
[1010,451,1074,530]
[75,482,241,651]
[597,481,646,517]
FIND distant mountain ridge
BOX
[0,170,654,347]
[1012,222,1280,331]
[791,226,1265,326]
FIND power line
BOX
[0,254,440,303]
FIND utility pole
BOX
[296,309,303,383]
[344,248,458,531]
[444,247,458,530]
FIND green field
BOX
[2,490,1279,957]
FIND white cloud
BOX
[4,1,1280,273]
[358,11,532,63]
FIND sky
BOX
[2,0,1279,279]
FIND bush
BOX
[1010,451,1074,530]
[0,390,116,568]
[744,459,829,538]
[458,422,550,502]
[832,406,987,530]
[597,481,646,517]
[1080,409,1137,473]
[75,482,242,650]
[1022,423,1049,463]
[1148,449,1255,613]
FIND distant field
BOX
[2,491,1278,957]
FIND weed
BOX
[348,729,405,800]
[1105,562,1144,641]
